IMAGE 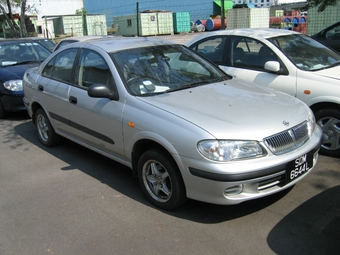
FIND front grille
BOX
[263,121,309,155]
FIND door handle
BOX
[38,85,44,91]
[69,96,78,104]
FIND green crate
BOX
[173,12,191,33]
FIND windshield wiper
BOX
[315,60,340,71]
[165,81,209,93]
[3,60,40,67]
[327,61,340,69]
[211,75,231,82]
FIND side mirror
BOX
[88,84,119,100]
[264,61,280,73]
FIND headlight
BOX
[4,80,23,91]
[307,108,316,137]
[197,140,266,161]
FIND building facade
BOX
[26,0,84,19]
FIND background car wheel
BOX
[35,108,60,147]
[0,100,9,119]
[315,108,340,157]
[138,149,187,210]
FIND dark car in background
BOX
[311,21,340,53]
[0,39,51,118]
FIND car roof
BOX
[28,37,52,40]
[59,37,178,52]
[185,28,301,44]
[58,35,117,43]
[54,35,119,51]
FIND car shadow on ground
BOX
[14,120,299,223]
[267,185,340,255]
[4,111,30,121]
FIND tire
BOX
[35,108,60,147]
[138,149,187,210]
[0,100,9,119]
[314,108,340,157]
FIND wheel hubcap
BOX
[143,160,172,203]
[37,114,49,142]
[317,116,340,151]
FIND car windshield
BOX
[37,39,56,51]
[0,42,51,66]
[268,34,340,71]
[111,44,228,96]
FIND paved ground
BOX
[1,112,340,255]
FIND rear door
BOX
[35,48,78,136]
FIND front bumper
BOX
[179,126,323,205]
[1,92,25,112]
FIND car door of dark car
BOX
[323,23,340,53]
[68,49,126,161]
[313,22,340,53]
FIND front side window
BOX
[229,36,278,70]
[75,49,113,89]
[112,44,227,96]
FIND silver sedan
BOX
[23,37,322,210]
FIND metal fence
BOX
[106,1,339,39]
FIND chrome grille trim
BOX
[258,175,284,190]
[263,121,309,155]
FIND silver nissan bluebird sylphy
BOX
[23,37,322,210]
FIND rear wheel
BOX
[315,108,340,157]
[138,149,187,210]
[35,108,60,147]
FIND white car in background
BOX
[186,28,340,157]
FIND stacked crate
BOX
[157,12,174,35]
[173,12,191,34]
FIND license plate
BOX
[286,153,313,183]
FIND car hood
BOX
[138,80,308,140]
[314,65,340,81]
[0,62,41,81]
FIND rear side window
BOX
[189,36,226,64]
[42,48,78,83]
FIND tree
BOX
[75,7,87,15]
[305,0,340,12]
[76,8,88,36]
[19,0,27,37]
[0,0,38,38]
[0,0,21,37]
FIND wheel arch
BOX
[131,139,182,179]
[309,101,340,114]
[30,101,44,125]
